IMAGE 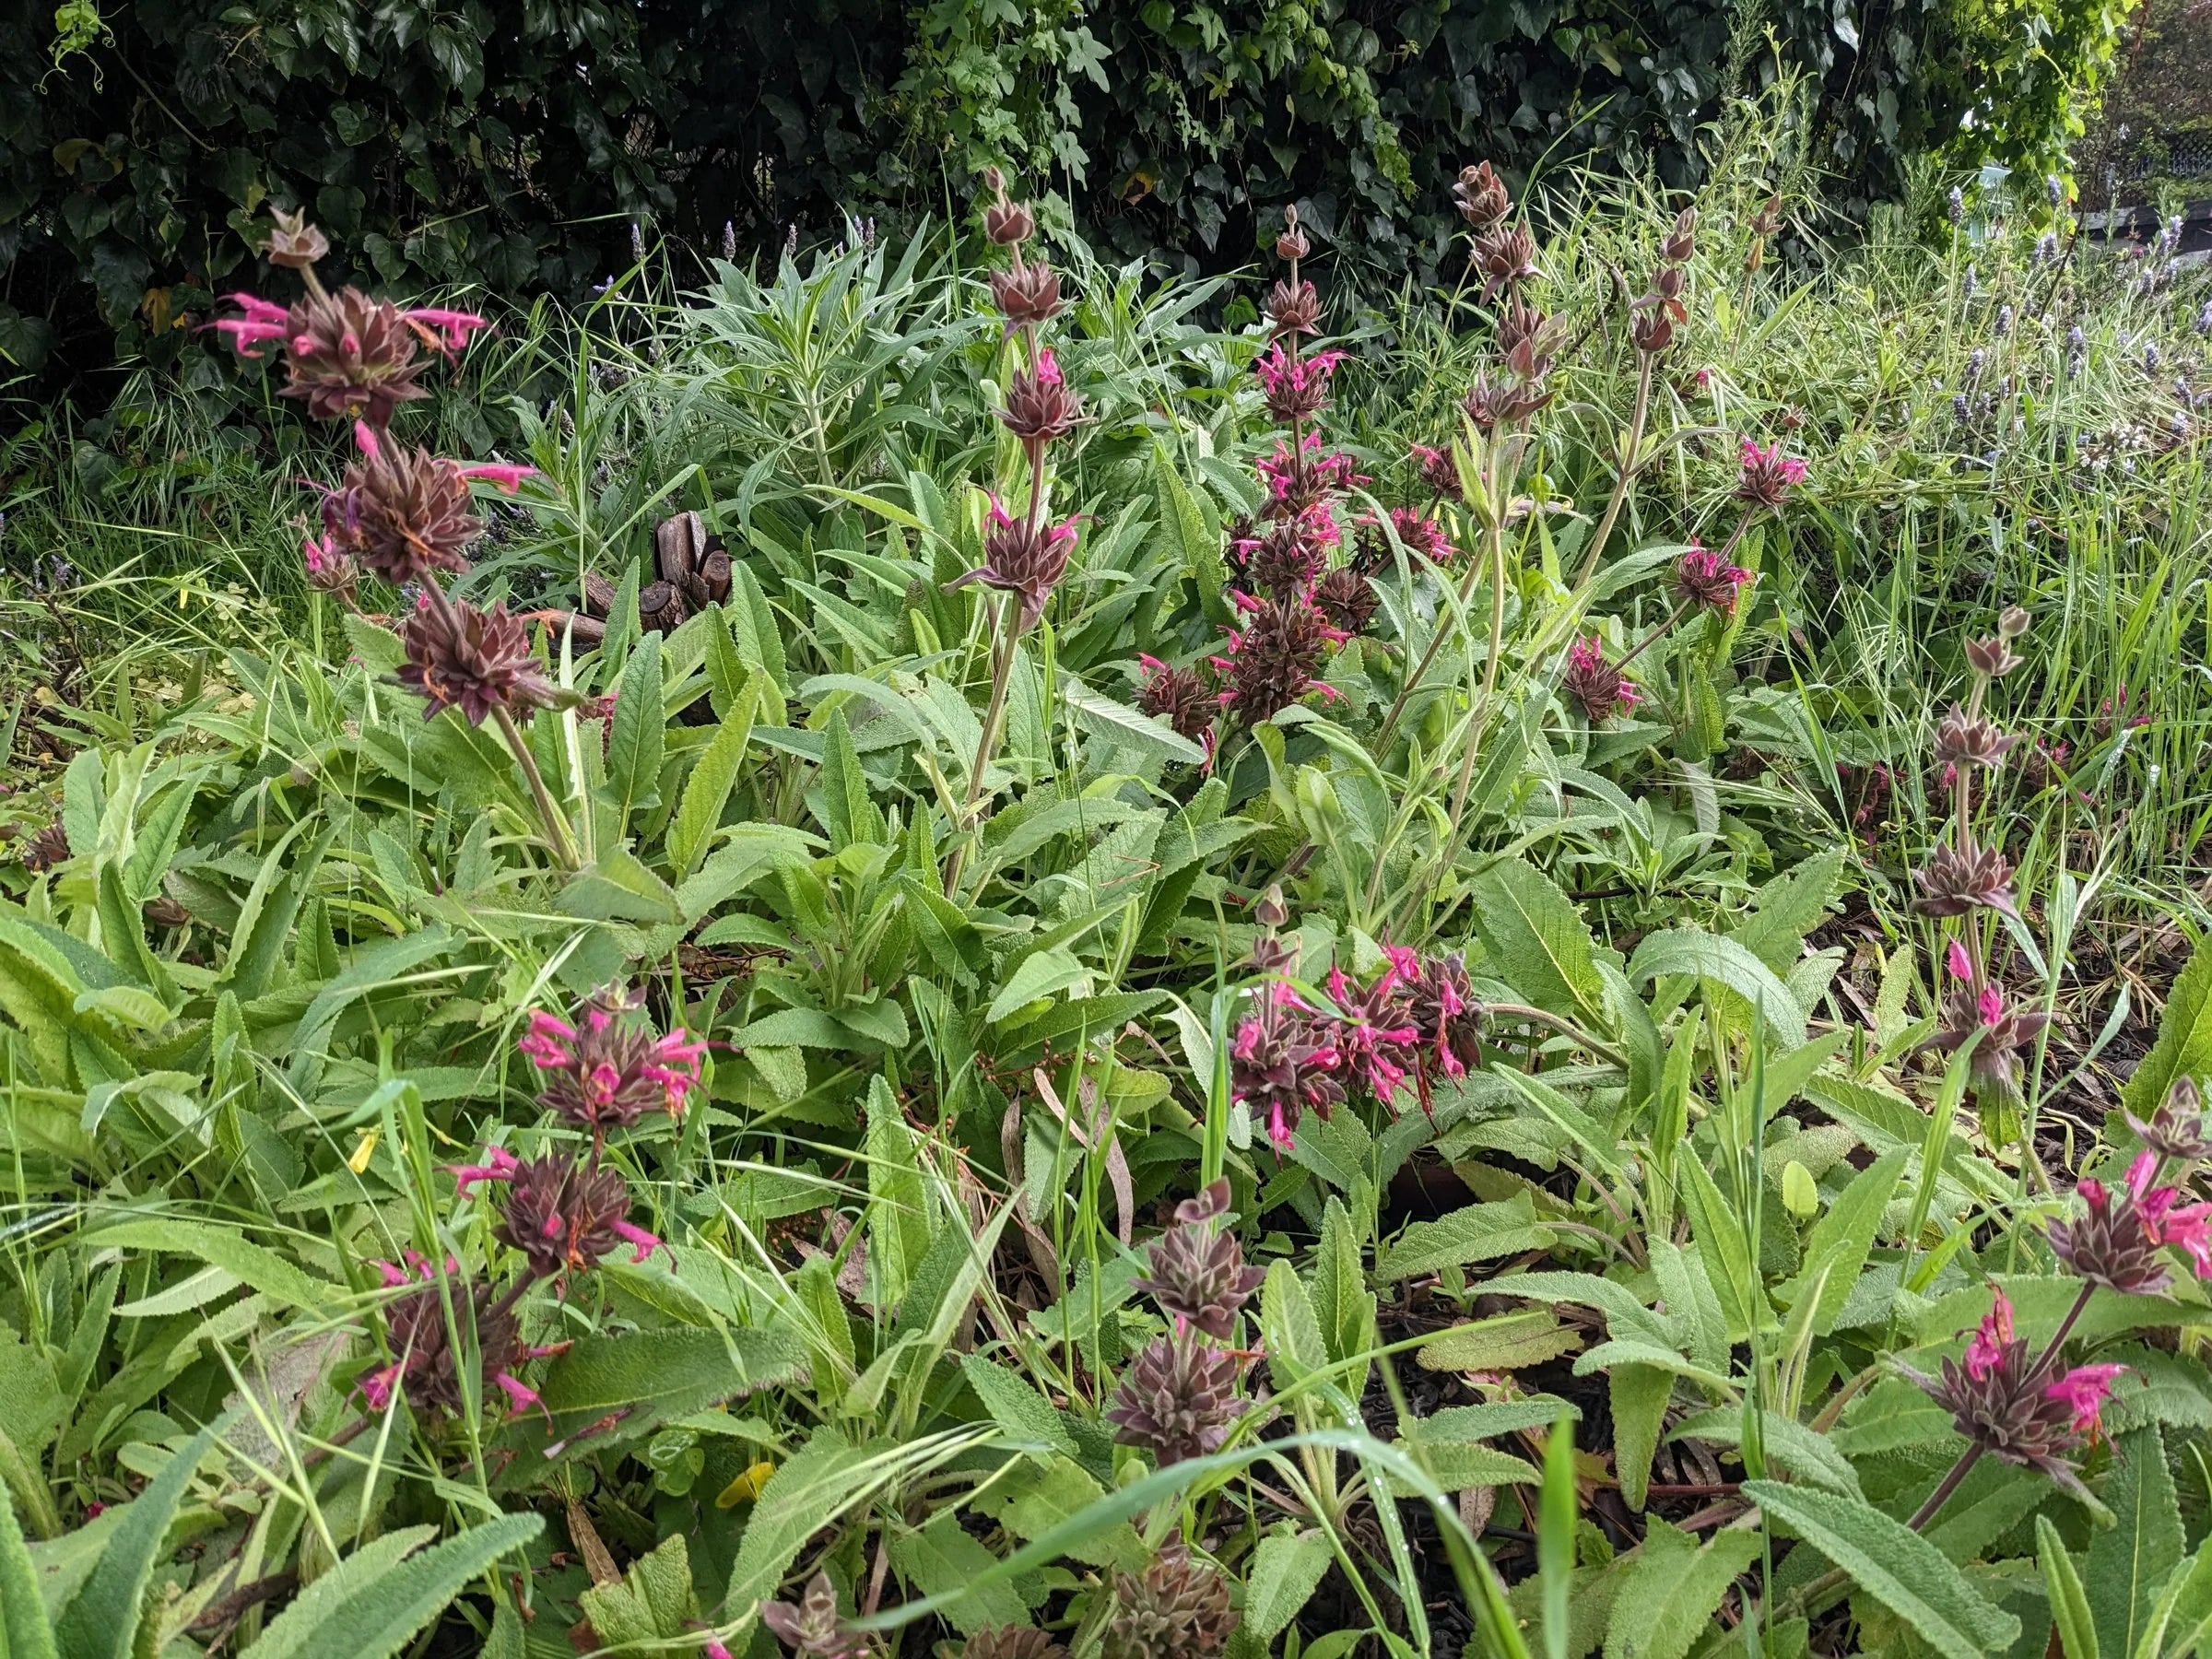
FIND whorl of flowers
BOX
[1382,945,1487,1108]
[949,492,1082,630]
[359,1253,546,1419]
[1912,835,2018,918]
[1234,512,1334,599]
[397,593,558,727]
[20,820,70,875]
[323,421,532,587]
[1256,432,1368,515]
[1133,1180,1264,1338]
[1328,962,1422,1105]
[1561,633,1641,723]
[1211,593,1343,724]
[215,213,488,429]
[1411,441,1461,500]
[1253,341,1346,426]
[1673,542,1753,617]
[2048,1147,2212,1294]
[1135,655,1218,755]
[1735,439,1808,509]
[450,1147,667,1279]
[1264,277,1324,340]
[1230,981,1347,1151]
[2126,1075,2212,1164]
[1900,1288,2124,1500]
[1312,564,1380,635]
[1105,1335,1244,1465]
[518,985,706,1142]
[1472,222,1542,297]
[998,348,1085,450]
[1926,941,2049,1100]
[1106,1545,1240,1659]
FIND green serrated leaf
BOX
[1467,858,1608,1028]
[1745,1480,2020,1658]
[2088,1428,2183,1659]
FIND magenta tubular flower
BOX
[1230,983,1345,1149]
[456,462,536,494]
[1737,439,1808,507]
[215,292,294,355]
[1963,1288,2013,1381]
[1674,543,1754,616]
[518,994,706,1138]
[451,1145,521,1195]
[1561,633,1641,722]
[1253,343,1346,425]
[1210,596,1342,723]
[404,306,492,354]
[1327,963,1421,1106]
[1380,506,1453,564]
[1412,442,1460,499]
[2043,1363,2127,1434]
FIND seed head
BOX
[265,206,330,270]
[950,494,1079,629]
[1106,1334,1243,1465]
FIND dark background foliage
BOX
[0,0,2088,398]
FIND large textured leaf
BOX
[530,1328,806,1458]
[1602,1519,1763,1659]
[1745,1480,2019,1658]
[0,1476,58,1659]
[53,1418,222,1659]
[235,1527,436,1659]
[244,1512,540,1659]
[2122,944,2212,1124]
[888,1514,1028,1636]
[1415,1310,1583,1372]
[1467,858,1607,1027]
[1061,675,1205,764]
[79,1219,337,1314]
[608,631,666,823]
[725,1427,884,1610]
[1627,928,1808,1046]
[2088,1428,2183,1658]
[666,677,759,878]
[2036,1515,2099,1659]
[1376,1196,1548,1281]
[1242,1530,1334,1644]
[1608,1363,1672,1513]
[1730,844,1845,972]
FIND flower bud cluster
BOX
[1107,1181,1261,1466]
[215,211,557,731]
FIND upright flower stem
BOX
[944,594,1018,898]
[1372,428,1506,752]
[492,705,580,873]
[1576,352,1655,589]
[418,578,579,870]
